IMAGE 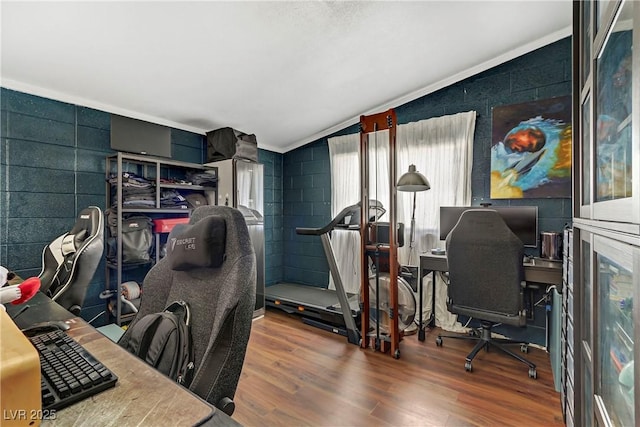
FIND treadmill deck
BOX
[266,282,360,313]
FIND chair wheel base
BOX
[437,328,537,378]
[218,397,235,416]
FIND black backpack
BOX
[123,300,194,386]
[105,210,154,265]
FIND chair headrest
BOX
[167,215,227,271]
[61,229,89,256]
[64,207,102,255]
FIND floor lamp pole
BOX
[409,191,417,265]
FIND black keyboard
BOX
[29,330,118,411]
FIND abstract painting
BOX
[490,96,572,199]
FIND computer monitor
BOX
[439,206,538,247]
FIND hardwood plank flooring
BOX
[233,309,564,426]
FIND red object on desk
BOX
[12,277,40,305]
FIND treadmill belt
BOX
[266,283,359,312]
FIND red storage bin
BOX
[153,217,189,233]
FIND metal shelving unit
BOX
[105,152,217,325]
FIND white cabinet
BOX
[206,158,265,317]
[573,2,640,424]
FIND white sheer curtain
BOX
[327,131,393,294]
[327,134,361,294]
[396,111,476,260]
[396,111,476,331]
[328,111,477,330]
[236,162,263,213]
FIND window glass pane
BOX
[596,252,634,426]
[583,0,592,84]
[597,0,613,32]
[595,1,633,201]
[584,361,594,427]
[582,239,592,342]
[582,97,592,205]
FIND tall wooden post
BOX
[359,109,401,359]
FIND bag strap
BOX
[182,317,195,386]
[164,300,194,386]
[165,300,190,326]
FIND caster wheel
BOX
[465,361,473,372]
[394,349,400,359]
[521,344,529,353]
[418,329,426,342]
[529,368,537,379]
[435,336,443,347]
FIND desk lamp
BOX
[397,165,430,265]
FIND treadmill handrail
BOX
[295,203,361,236]
[296,227,323,236]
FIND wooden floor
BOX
[233,309,564,427]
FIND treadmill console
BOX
[335,200,386,228]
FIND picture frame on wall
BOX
[490,96,572,199]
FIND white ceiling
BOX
[1,1,572,153]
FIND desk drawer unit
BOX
[567,286,573,324]
[566,378,575,427]
[566,313,574,353]
[561,228,574,425]
[566,342,574,384]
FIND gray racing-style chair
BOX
[435,209,537,378]
[119,205,256,415]
[38,206,104,315]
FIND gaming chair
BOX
[119,205,256,415]
[39,206,104,315]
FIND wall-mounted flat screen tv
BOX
[439,206,539,247]
[110,114,172,158]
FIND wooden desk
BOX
[417,253,563,341]
[7,297,237,426]
[40,317,218,426]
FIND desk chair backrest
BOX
[119,206,256,414]
[38,206,104,315]
[445,209,525,325]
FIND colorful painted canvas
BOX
[491,96,572,199]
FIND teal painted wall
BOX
[280,37,573,290]
[0,87,284,321]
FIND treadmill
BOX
[266,201,385,345]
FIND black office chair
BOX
[435,209,537,378]
[118,206,256,415]
[38,206,104,315]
